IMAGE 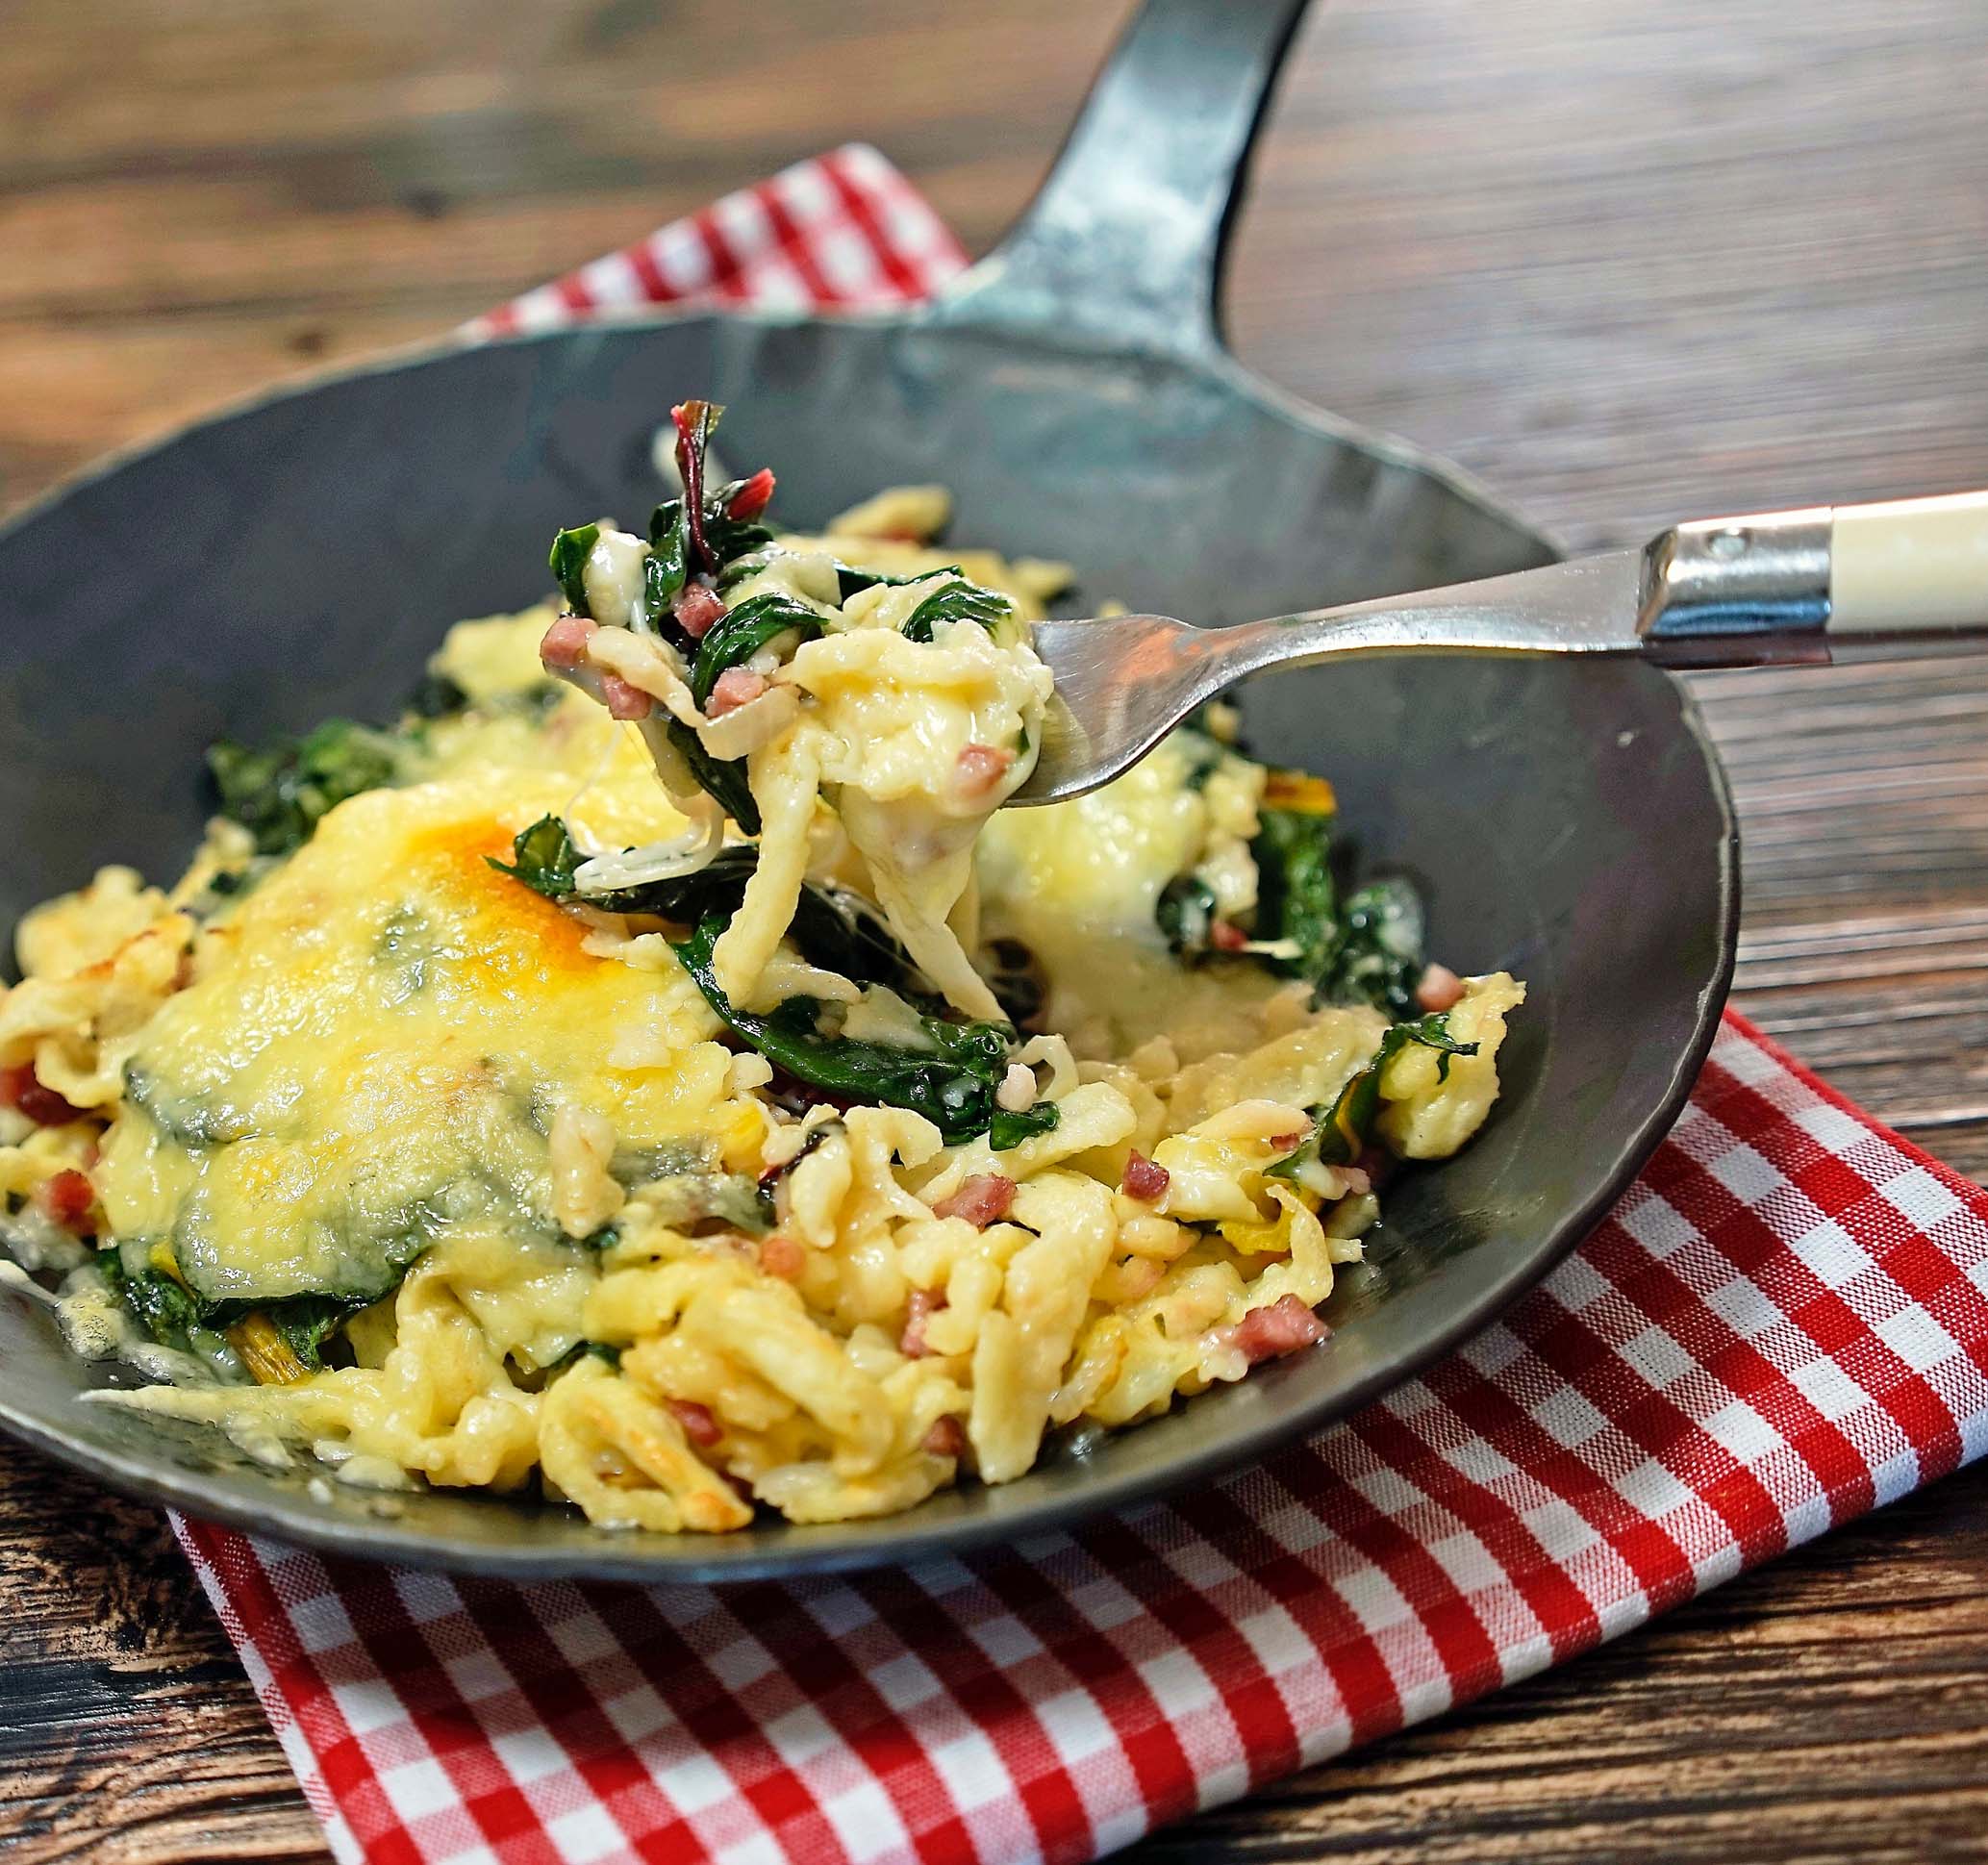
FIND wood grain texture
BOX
[3,0,1987,1859]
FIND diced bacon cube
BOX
[955,743,1015,800]
[1120,1151,1170,1201]
[706,668,768,718]
[667,1399,722,1447]
[540,612,598,669]
[1233,1294,1327,1364]
[900,1288,945,1358]
[922,1415,967,1459]
[932,1173,1015,1227]
[1416,963,1466,1013]
[673,584,727,640]
[35,1169,94,1231]
[0,1064,84,1127]
[759,1233,805,1280]
[727,468,776,520]
[599,672,653,720]
[1341,1166,1373,1198]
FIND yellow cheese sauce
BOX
[0,466,1523,1535]
[94,775,741,1312]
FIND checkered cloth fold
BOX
[170,148,1988,1865]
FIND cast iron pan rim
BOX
[0,668,1739,1584]
[0,305,1570,568]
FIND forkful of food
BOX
[1015,492,1988,805]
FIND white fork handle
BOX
[1831,492,1988,634]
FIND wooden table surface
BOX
[6,0,1988,1858]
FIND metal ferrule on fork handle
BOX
[1639,492,1988,667]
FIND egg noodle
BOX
[0,402,1522,1533]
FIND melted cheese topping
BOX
[94,777,741,1309]
[977,734,1285,1058]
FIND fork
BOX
[1013,492,1988,806]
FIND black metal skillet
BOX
[0,0,1734,1581]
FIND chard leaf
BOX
[549,524,600,614]
[489,819,919,993]
[487,815,583,898]
[99,1251,373,1374]
[689,592,822,707]
[835,560,964,602]
[898,576,1013,644]
[541,1339,620,1376]
[667,720,762,832]
[265,1294,369,1370]
[671,916,1058,1148]
[988,1108,1058,1152]
[1156,874,1220,960]
[407,671,468,719]
[1326,877,1427,1021]
[645,500,692,624]
[97,1251,204,1347]
[701,484,776,567]
[207,718,401,857]
[1251,801,1339,986]
[638,1172,773,1235]
[671,399,722,574]
[1271,1013,1478,1175]
[1247,775,1432,1017]
[561,392,775,666]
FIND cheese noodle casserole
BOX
[0,402,1523,1533]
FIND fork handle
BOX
[1641,491,1988,665]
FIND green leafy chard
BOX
[264,1294,369,1369]
[1325,878,1427,1022]
[1252,798,1339,986]
[406,671,468,719]
[701,489,777,568]
[1155,874,1220,960]
[488,814,584,897]
[667,720,763,833]
[97,1251,372,1375]
[1271,1013,1477,1177]
[553,402,774,659]
[635,1172,774,1235]
[831,560,963,602]
[645,400,776,607]
[670,917,1058,1149]
[207,719,402,857]
[1247,772,1432,1019]
[98,1251,205,1346]
[642,503,692,629]
[689,592,822,707]
[549,523,600,614]
[489,818,920,994]
[898,575,1014,644]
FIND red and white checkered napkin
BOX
[170,151,1988,1865]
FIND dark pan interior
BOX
[0,313,1735,1580]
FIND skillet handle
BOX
[923,0,1312,357]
